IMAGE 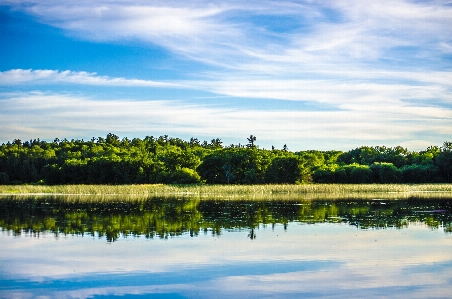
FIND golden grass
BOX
[0,184,451,200]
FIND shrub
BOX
[400,164,441,183]
[348,164,372,184]
[170,168,201,184]
[370,162,401,183]
[265,157,300,184]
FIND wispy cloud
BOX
[0,1,450,149]
[1,91,450,150]
[0,69,181,87]
[5,0,451,71]
[3,69,451,110]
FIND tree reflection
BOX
[0,196,450,242]
[248,228,256,240]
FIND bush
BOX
[312,168,336,183]
[400,164,441,183]
[349,165,372,183]
[335,168,348,183]
[197,155,227,184]
[265,157,300,184]
[370,162,401,183]
[169,168,201,184]
[313,164,371,184]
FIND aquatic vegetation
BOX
[0,183,451,200]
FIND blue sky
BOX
[0,0,451,151]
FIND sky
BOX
[0,0,451,151]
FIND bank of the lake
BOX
[0,184,451,200]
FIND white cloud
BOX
[0,0,451,150]
[2,69,451,108]
[0,69,181,87]
[4,0,451,71]
[0,91,450,150]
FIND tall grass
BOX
[0,184,451,200]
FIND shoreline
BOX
[0,184,451,200]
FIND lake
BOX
[0,195,451,298]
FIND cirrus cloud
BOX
[0,69,182,87]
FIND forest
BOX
[0,133,451,185]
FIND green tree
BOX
[312,166,337,183]
[197,154,227,184]
[400,164,441,183]
[370,162,401,183]
[349,165,372,183]
[437,142,452,182]
[265,157,300,183]
[296,151,325,182]
[247,135,257,148]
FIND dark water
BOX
[0,196,451,298]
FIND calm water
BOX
[0,196,451,299]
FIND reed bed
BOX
[0,184,450,200]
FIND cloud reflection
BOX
[1,222,451,298]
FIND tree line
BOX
[0,133,451,185]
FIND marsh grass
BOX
[0,184,451,200]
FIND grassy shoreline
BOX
[0,184,451,200]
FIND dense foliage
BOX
[0,134,451,184]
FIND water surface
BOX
[0,196,451,298]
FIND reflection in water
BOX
[0,196,451,241]
[0,196,452,299]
